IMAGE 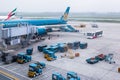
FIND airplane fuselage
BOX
[0,19,67,28]
[0,7,70,28]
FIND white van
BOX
[85,30,103,39]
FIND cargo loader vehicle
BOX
[44,50,57,61]
[86,53,115,64]
[67,71,80,80]
[52,72,66,80]
[34,61,46,69]
[28,63,42,77]
[26,47,33,55]
[38,45,47,52]
[52,71,80,80]
[80,42,87,49]
[17,52,31,64]
[28,62,46,77]
[43,47,57,61]
[86,54,106,64]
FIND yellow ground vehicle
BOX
[44,50,57,61]
[28,62,46,77]
[28,63,42,77]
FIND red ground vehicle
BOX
[95,54,106,61]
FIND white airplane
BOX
[0,16,7,21]
[0,8,17,21]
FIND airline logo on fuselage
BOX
[63,13,68,21]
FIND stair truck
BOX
[52,72,66,80]
[66,25,78,32]
[60,25,78,32]
[28,63,42,77]
[17,52,31,64]
[67,71,80,80]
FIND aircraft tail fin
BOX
[61,7,70,21]
[5,8,17,20]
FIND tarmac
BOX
[0,21,120,80]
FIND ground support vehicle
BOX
[44,50,57,61]
[67,71,80,80]
[58,43,68,52]
[38,45,47,52]
[0,50,17,64]
[105,53,115,64]
[17,53,31,64]
[52,71,80,80]
[28,63,42,77]
[35,61,46,69]
[95,54,106,61]
[52,72,66,80]
[26,48,33,55]
[86,57,99,64]
[80,42,87,49]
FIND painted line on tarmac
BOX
[1,62,17,68]
[0,70,19,80]
[10,67,18,71]
[0,66,31,80]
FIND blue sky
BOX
[0,0,120,13]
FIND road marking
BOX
[0,66,31,80]
[0,70,19,80]
[10,67,18,71]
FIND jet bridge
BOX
[1,25,46,45]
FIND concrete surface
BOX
[0,21,120,80]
